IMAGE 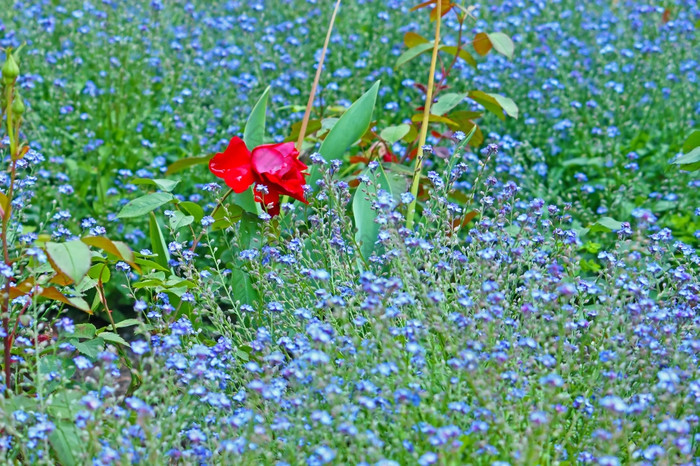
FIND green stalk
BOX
[406,1,442,230]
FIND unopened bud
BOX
[11,92,25,115]
[1,52,19,84]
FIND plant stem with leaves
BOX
[406,0,442,230]
[1,47,20,391]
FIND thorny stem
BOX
[406,0,442,230]
[97,278,141,395]
[436,14,465,92]
[295,0,342,152]
[8,298,31,350]
[401,13,468,165]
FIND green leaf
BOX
[431,92,468,116]
[231,266,259,306]
[233,86,272,214]
[487,32,515,59]
[654,200,677,212]
[71,323,96,340]
[237,212,261,249]
[46,240,92,284]
[165,154,214,176]
[149,212,171,270]
[131,178,180,192]
[682,129,700,153]
[46,391,83,419]
[134,257,170,273]
[117,192,174,219]
[395,42,435,68]
[133,279,165,289]
[671,147,700,171]
[314,81,380,183]
[98,331,129,346]
[49,421,83,466]
[468,90,518,120]
[561,157,605,167]
[168,210,194,230]
[244,85,271,150]
[589,217,623,233]
[380,124,411,145]
[353,166,394,261]
[114,318,141,329]
[211,203,244,231]
[69,337,104,359]
[179,201,205,223]
[88,264,110,283]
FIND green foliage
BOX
[316,81,380,168]
[352,166,395,261]
[45,240,92,284]
[672,130,700,171]
[117,192,174,219]
[236,86,272,214]
[148,212,171,270]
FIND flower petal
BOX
[251,143,298,176]
[209,137,255,193]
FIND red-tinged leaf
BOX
[16,146,29,161]
[39,287,92,314]
[410,113,459,128]
[473,32,492,56]
[9,278,34,299]
[404,32,429,48]
[404,125,419,143]
[81,236,141,272]
[49,273,73,287]
[15,278,34,294]
[430,1,453,21]
[0,192,9,220]
[410,0,437,12]
[349,156,369,164]
[360,124,378,144]
[414,83,428,94]
[284,119,322,143]
[451,110,483,121]
[662,8,671,23]
[461,209,478,226]
[451,210,478,230]
[441,46,477,68]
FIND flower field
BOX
[0,0,698,464]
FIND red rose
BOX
[209,136,309,216]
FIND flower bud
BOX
[11,92,25,115]
[1,53,19,84]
